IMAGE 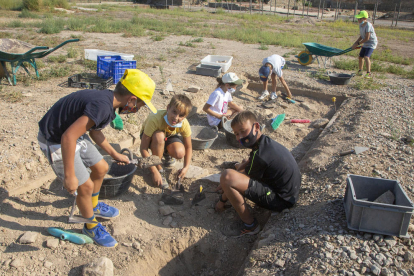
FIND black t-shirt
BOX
[38,89,115,144]
[245,135,301,204]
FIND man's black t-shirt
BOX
[245,135,301,204]
[38,89,115,144]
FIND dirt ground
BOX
[0,12,414,276]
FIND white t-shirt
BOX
[206,87,232,126]
[262,54,285,78]
[359,22,378,49]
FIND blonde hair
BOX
[169,95,192,116]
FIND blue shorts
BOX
[359,47,374,58]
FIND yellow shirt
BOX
[141,110,192,138]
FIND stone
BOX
[311,118,329,128]
[274,259,285,267]
[131,132,141,145]
[408,224,414,232]
[371,264,381,275]
[44,261,53,269]
[46,238,59,249]
[183,165,210,180]
[10,258,23,268]
[300,102,311,111]
[19,231,38,244]
[82,257,113,276]
[170,221,178,228]
[158,201,165,206]
[159,206,175,216]
[201,173,221,184]
[132,242,140,250]
[350,252,358,260]
[122,242,132,247]
[381,268,391,276]
[187,86,200,93]
[384,237,397,247]
[406,136,413,143]
[404,251,413,262]
[279,103,289,109]
[380,132,392,139]
[163,216,173,226]
[374,191,395,204]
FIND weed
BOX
[39,18,65,34]
[152,35,165,41]
[159,65,165,83]
[70,34,84,40]
[66,47,78,59]
[179,41,196,48]
[0,89,23,103]
[48,54,67,63]
[309,69,329,81]
[42,0,70,9]
[191,37,203,43]
[39,64,73,80]
[0,0,23,10]
[126,115,138,125]
[209,42,216,49]
[352,77,383,91]
[18,9,40,18]
[258,43,269,50]
[23,0,41,11]
[77,59,97,72]
[36,60,46,69]
[158,55,167,62]
[8,20,24,28]
[215,8,225,15]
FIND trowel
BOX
[339,146,369,156]
[161,178,184,205]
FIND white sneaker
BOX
[270,92,278,100]
[258,90,269,100]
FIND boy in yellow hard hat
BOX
[352,10,378,79]
[38,69,156,247]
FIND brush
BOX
[271,114,286,130]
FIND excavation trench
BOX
[121,85,347,276]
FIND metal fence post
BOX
[317,0,321,19]
[321,0,324,20]
[396,0,402,27]
[353,0,357,22]
[287,0,290,17]
[275,0,277,14]
[391,3,396,27]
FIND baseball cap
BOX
[120,69,157,114]
[355,10,368,19]
[222,72,243,85]
[259,65,271,82]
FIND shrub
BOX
[39,18,65,34]
[0,0,23,10]
[43,0,69,9]
[23,0,42,11]
[18,9,40,18]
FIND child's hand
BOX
[64,175,78,195]
[152,170,163,187]
[215,201,225,212]
[177,167,189,179]
[112,153,130,164]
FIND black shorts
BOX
[244,179,293,212]
[140,132,183,150]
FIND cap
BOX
[259,65,271,82]
[355,10,368,19]
[222,72,243,85]
[120,69,157,114]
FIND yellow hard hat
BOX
[355,10,369,19]
[120,69,157,113]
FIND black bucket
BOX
[100,150,137,199]
[328,73,355,85]
[222,117,244,148]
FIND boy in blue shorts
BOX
[215,111,301,237]
[38,69,156,247]
[352,10,378,79]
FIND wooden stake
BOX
[353,0,357,22]
[317,0,321,19]
[396,0,402,27]
[391,3,396,26]
[287,0,290,17]
[321,0,325,20]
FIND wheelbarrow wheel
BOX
[298,50,313,66]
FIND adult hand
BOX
[64,175,78,195]
[215,184,223,193]
[177,166,189,179]
[152,170,163,187]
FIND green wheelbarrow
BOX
[296,42,357,69]
[0,38,79,85]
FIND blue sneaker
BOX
[93,202,120,219]
[82,223,118,248]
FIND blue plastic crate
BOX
[96,55,136,84]
[97,55,122,79]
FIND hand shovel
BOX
[191,185,206,206]
[339,146,369,156]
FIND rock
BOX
[187,86,200,93]
[371,264,381,275]
[380,132,392,139]
[82,257,113,276]
[279,103,289,109]
[374,191,395,204]
[404,251,413,262]
[158,201,165,206]
[311,118,329,128]
[163,216,173,226]
[381,268,391,276]
[19,231,38,244]
[132,242,140,250]
[44,261,53,269]
[406,136,413,143]
[183,165,210,179]
[170,221,178,228]
[46,238,59,249]
[300,102,311,111]
[364,233,372,240]
[10,258,23,268]
[201,173,221,183]
[274,259,285,267]
[408,224,414,232]
[384,237,397,247]
[159,206,175,216]
[122,242,132,247]
[350,252,358,260]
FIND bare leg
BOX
[271,73,278,93]
[150,131,165,172]
[166,142,185,160]
[262,80,269,92]
[365,56,371,72]
[359,56,364,71]
[220,169,254,224]
[76,179,94,218]
[89,159,108,194]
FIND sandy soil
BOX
[0,17,414,276]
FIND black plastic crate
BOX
[68,73,113,90]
